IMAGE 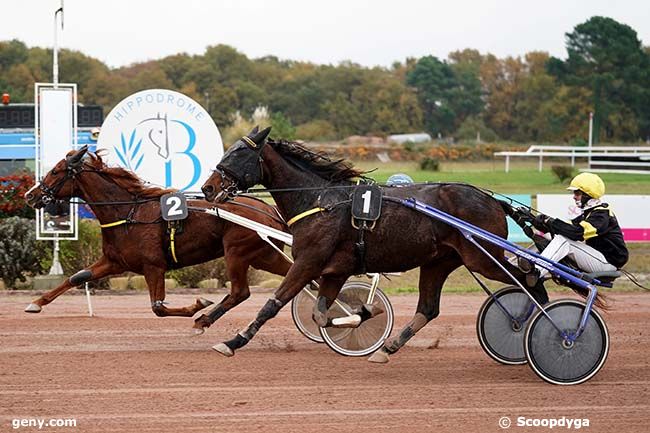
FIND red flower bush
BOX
[0,173,35,218]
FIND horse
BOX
[24,145,291,333]
[201,126,599,362]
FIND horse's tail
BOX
[570,283,609,310]
[497,199,516,218]
[496,200,609,310]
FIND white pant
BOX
[538,235,616,278]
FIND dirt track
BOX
[1,291,649,433]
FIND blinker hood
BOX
[216,126,272,190]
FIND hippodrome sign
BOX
[98,89,223,192]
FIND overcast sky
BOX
[4,0,650,69]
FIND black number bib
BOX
[351,184,382,221]
[161,192,188,221]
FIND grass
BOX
[354,160,650,194]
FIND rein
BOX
[41,164,164,229]
[220,198,287,228]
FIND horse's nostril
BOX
[202,185,214,195]
[25,193,33,201]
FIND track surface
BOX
[1,291,649,433]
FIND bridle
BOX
[213,136,266,201]
[37,159,88,205]
[211,166,240,202]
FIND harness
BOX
[276,181,383,274]
[96,201,180,263]
[166,220,183,264]
[287,207,326,227]
[39,154,177,263]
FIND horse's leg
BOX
[144,267,212,317]
[192,259,253,334]
[369,254,461,363]
[25,256,120,313]
[193,240,293,334]
[212,260,321,357]
[312,275,348,327]
[459,241,549,304]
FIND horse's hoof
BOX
[212,343,234,357]
[25,303,42,313]
[189,327,205,337]
[368,350,390,364]
[198,297,214,308]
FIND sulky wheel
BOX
[319,281,394,357]
[524,299,609,385]
[477,286,536,365]
[291,285,324,343]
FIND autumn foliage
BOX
[0,173,35,218]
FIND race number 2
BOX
[161,192,188,221]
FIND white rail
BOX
[494,145,650,172]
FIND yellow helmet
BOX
[567,172,605,199]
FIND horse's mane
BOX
[267,139,367,182]
[84,150,175,198]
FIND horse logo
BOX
[100,89,223,192]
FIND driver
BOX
[532,172,629,281]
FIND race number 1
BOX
[351,184,382,221]
[161,192,188,221]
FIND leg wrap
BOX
[69,269,92,286]
[258,297,283,322]
[315,295,328,314]
[239,319,261,341]
[232,298,283,344]
[224,334,249,350]
[385,326,415,353]
[385,313,429,354]
[206,305,226,322]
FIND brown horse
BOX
[24,145,290,333]
[201,127,557,361]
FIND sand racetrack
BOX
[1,291,649,433]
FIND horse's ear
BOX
[66,145,89,166]
[249,125,259,136]
[251,126,272,146]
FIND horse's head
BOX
[202,126,271,203]
[139,113,169,159]
[24,145,89,209]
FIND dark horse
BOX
[201,127,592,362]
[24,145,291,333]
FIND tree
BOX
[0,39,28,70]
[159,53,195,88]
[547,16,650,142]
[455,116,498,142]
[270,112,296,140]
[406,55,482,136]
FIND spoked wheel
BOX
[524,299,609,385]
[291,285,324,343]
[319,281,394,357]
[477,286,535,365]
